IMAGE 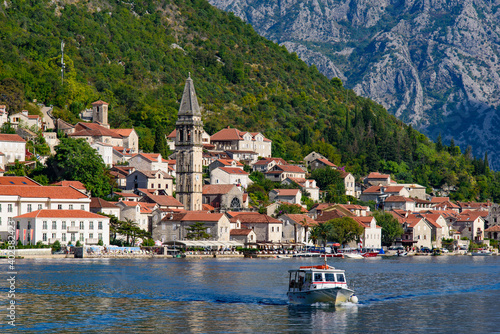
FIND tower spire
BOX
[178,75,201,116]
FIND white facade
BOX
[210,167,251,189]
[361,218,382,249]
[128,153,169,173]
[0,134,26,165]
[13,210,110,246]
[91,142,114,167]
[0,186,90,239]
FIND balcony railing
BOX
[67,226,79,233]
[86,238,99,245]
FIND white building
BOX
[352,216,382,249]
[126,170,174,196]
[0,134,26,167]
[128,153,170,173]
[0,185,90,239]
[13,210,110,246]
[269,189,302,205]
[210,167,252,189]
[282,177,320,202]
[210,127,272,158]
[9,110,42,130]
[91,142,114,167]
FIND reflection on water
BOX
[0,256,498,333]
[288,303,358,333]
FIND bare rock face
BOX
[209,0,500,168]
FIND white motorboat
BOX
[344,253,363,259]
[471,249,493,256]
[287,261,358,305]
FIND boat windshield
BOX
[337,274,345,282]
[325,273,335,282]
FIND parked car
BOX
[420,247,432,253]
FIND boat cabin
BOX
[288,265,347,293]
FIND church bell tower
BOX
[175,75,204,211]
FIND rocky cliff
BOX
[209,0,500,168]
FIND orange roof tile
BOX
[0,134,25,142]
[0,185,88,199]
[0,176,40,186]
[14,209,106,219]
[218,167,249,175]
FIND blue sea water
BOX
[1,256,499,333]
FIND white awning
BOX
[163,240,244,248]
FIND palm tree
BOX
[310,222,334,248]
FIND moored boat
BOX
[471,249,493,256]
[287,261,357,305]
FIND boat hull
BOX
[287,287,355,305]
[344,253,363,259]
[471,252,492,256]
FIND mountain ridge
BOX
[208,0,500,168]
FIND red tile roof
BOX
[0,176,40,186]
[73,122,122,138]
[202,204,215,211]
[367,172,390,179]
[52,180,87,190]
[214,159,244,167]
[385,196,415,203]
[142,193,184,207]
[485,225,500,232]
[316,158,337,167]
[90,197,118,209]
[111,128,134,137]
[218,167,249,175]
[315,209,346,222]
[271,165,305,173]
[431,197,450,203]
[91,100,108,105]
[271,189,300,196]
[230,213,282,224]
[0,134,25,142]
[203,184,237,195]
[0,185,88,199]
[167,129,176,139]
[14,209,106,219]
[363,185,404,194]
[282,214,317,227]
[230,228,253,236]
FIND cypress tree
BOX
[436,133,443,152]
[153,125,169,158]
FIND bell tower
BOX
[175,75,204,211]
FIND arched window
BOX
[230,197,241,209]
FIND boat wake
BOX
[359,282,500,306]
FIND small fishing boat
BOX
[287,258,358,305]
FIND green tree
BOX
[45,138,113,197]
[153,125,169,158]
[311,167,346,191]
[186,222,211,240]
[275,203,303,216]
[309,222,334,248]
[51,240,61,252]
[373,211,404,246]
[328,217,364,247]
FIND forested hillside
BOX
[0,0,499,201]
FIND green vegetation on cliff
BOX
[0,0,499,201]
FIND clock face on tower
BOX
[196,175,199,181]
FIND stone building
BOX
[175,76,204,211]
